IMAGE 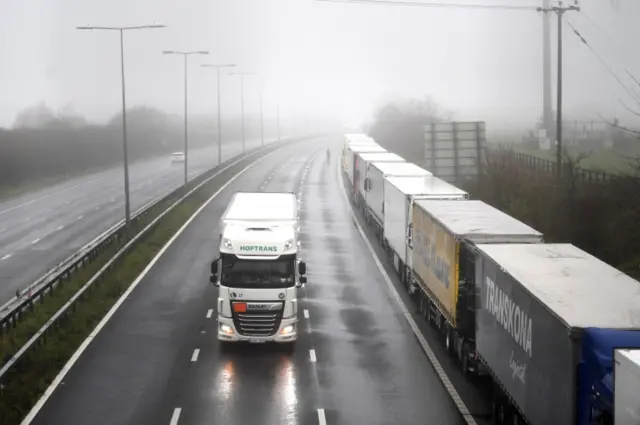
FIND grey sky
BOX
[1,0,639,130]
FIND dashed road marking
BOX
[304,309,309,319]
[317,408,327,425]
[57,225,65,231]
[170,407,182,425]
[191,349,200,362]
[1,254,11,260]
[31,238,40,245]
[336,158,478,425]
[309,349,317,362]
[77,215,83,220]
[206,309,213,319]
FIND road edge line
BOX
[334,153,478,425]
[19,145,290,425]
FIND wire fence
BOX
[493,149,627,184]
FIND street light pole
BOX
[537,1,579,182]
[201,64,236,165]
[162,50,209,186]
[260,86,264,146]
[230,72,254,153]
[77,23,165,228]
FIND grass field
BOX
[509,144,640,175]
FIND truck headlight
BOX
[280,324,295,335]
[284,239,293,250]
[223,238,232,249]
[220,324,234,335]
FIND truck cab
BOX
[209,193,306,350]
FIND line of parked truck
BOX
[341,133,640,425]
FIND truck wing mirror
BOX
[298,260,307,275]
[299,276,307,284]
[209,275,219,287]
[210,259,218,275]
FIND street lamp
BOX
[162,50,209,186]
[229,72,254,153]
[201,64,236,164]
[77,23,165,228]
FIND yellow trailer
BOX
[409,199,543,375]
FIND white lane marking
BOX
[309,349,317,362]
[303,309,309,319]
[0,175,107,216]
[206,309,213,319]
[0,228,6,233]
[191,349,200,362]
[57,225,65,231]
[170,407,182,425]
[19,144,290,425]
[317,408,327,425]
[95,206,100,211]
[1,254,11,260]
[31,238,40,245]
[77,215,83,220]
[335,158,478,425]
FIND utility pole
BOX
[542,0,553,140]
[77,24,165,228]
[537,1,579,182]
[260,86,264,146]
[162,50,210,186]
[201,64,236,165]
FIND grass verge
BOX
[0,149,267,425]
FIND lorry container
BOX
[382,175,468,289]
[474,243,640,425]
[614,349,640,425]
[345,144,386,199]
[364,161,431,231]
[354,152,404,209]
[342,134,376,173]
[210,191,307,350]
[409,199,543,378]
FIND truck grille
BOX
[231,301,284,336]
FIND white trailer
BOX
[345,144,386,198]
[383,175,469,287]
[355,152,404,209]
[615,349,640,425]
[342,134,377,173]
[364,161,431,232]
[209,192,307,351]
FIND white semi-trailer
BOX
[615,349,640,425]
[209,192,307,350]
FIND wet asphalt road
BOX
[26,136,470,425]
[0,137,273,306]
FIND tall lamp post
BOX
[229,72,254,153]
[162,50,209,186]
[201,63,236,165]
[77,23,165,228]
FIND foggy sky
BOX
[1,0,639,131]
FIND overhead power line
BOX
[314,0,537,11]
[564,17,640,107]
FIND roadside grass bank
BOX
[0,139,297,425]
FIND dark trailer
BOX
[474,243,640,425]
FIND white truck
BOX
[354,152,404,210]
[345,144,387,201]
[342,134,377,174]
[209,192,307,351]
[615,349,640,425]
[383,175,469,289]
[363,161,432,234]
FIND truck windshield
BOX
[220,253,295,288]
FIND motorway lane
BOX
[27,138,322,425]
[26,135,467,425]
[0,137,273,305]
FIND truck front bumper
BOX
[217,316,298,343]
